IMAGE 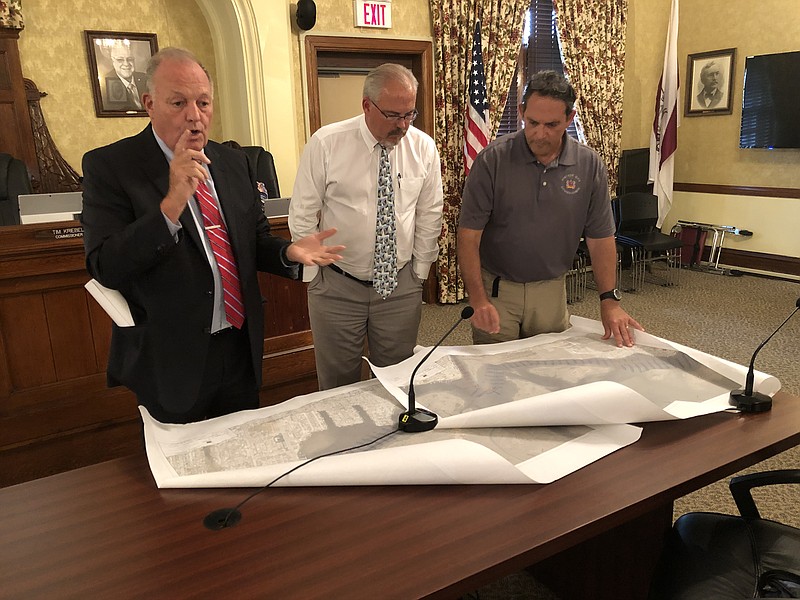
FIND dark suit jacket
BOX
[696,88,723,109]
[102,70,147,111]
[81,125,295,413]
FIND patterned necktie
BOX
[195,180,245,329]
[373,145,398,299]
[126,83,142,109]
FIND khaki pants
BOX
[308,263,423,390]
[472,269,570,344]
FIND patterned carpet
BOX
[418,267,800,599]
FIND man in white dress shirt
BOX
[290,63,444,390]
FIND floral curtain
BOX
[430,0,528,304]
[553,0,628,196]
[0,0,25,29]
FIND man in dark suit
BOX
[102,43,147,111]
[81,47,343,424]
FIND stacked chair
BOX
[566,246,588,304]
[613,192,682,291]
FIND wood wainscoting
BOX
[0,217,317,487]
[673,182,800,278]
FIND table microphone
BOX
[729,297,799,413]
[399,305,474,432]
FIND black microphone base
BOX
[204,508,242,530]
[729,389,773,413]
[399,408,438,432]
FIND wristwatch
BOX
[599,288,622,302]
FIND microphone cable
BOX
[204,427,401,530]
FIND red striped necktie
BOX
[195,180,245,329]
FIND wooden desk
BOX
[2,391,799,600]
[0,219,317,487]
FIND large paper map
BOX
[142,317,779,488]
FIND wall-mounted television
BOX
[740,50,800,149]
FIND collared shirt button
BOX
[543,181,548,186]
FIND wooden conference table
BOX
[2,391,800,599]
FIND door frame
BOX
[303,36,439,304]
[303,36,434,138]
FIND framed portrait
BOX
[84,30,158,118]
[685,48,736,116]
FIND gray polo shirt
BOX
[460,130,615,283]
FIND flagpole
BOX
[648,0,679,228]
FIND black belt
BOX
[328,264,373,287]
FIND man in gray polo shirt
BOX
[458,70,642,347]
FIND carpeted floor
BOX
[417,267,800,599]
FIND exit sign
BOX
[354,0,392,29]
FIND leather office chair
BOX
[242,146,281,199]
[613,192,682,291]
[0,152,32,226]
[649,470,800,599]
[221,141,281,200]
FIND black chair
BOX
[577,238,624,295]
[0,152,32,226]
[613,192,682,291]
[242,146,281,199]
[649,470,800,599]
[566,245,588,304]
[221,141,281,199]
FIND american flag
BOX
[464,19,491,176]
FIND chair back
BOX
[0,153,32,226]
[242,146,281,199]
[614,192,659,235]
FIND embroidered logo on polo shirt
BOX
[561,174,581,194]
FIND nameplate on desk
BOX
[34,226,84,240]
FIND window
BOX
[496,0,579,139]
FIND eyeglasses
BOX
[369,99,418,123]
[112,57,136,64]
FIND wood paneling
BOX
[0,28,40,185]
[715,248,800,277]
[675,182,800,199]
[0,293,57,388]
[0,218,318,487]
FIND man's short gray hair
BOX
[144,47,213,96]
[363,63,418,102]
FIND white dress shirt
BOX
[289,114,443,282]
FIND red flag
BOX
[464,20,491,175]
[648,0,679,227]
